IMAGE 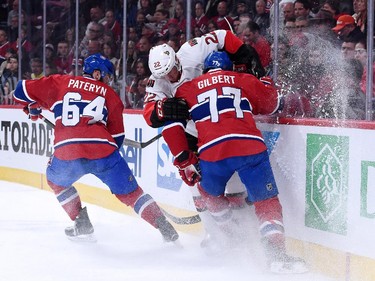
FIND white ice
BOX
[0,181,336,281]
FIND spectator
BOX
[242,21,271,68]
[211,1,234,31]
[156,0,176,19]
[141,22,157,43]
[316,59,365,120]
[354,39,375,97]
[173,2,190,34]
[341,40,356,61]
[179,31,187,46]
[78,21,104,58]
[294,15,309,31]
[29,57,44,80]
[134,77,148,108]
[231,0,252,19]
[194,1,209,35]
[253,0,270,36]
[136,36,152,61]
[352,0,367,34]
[135,11,147,39]
[45,61,58,77]
[7,13,22,43]
[103,9,122,45]
[294,0,312,19]
[128,57,150,108]
[322,0,343,20]
[87,39,102,57]
[65,28,75,55]
[233,19,242,36]
[162,18,182,41]
[102,42,118,67]
[153,9,169,37]
[126,40,138,74]
[0,54,18,105]
[308,8,340,47]
[332,14,365,42]
[282,1,295,23]
[54,40,72,74]
[0,29,10,59]
[7,0,22,29]
[298,40,338,117]
[68,57,83,76]
[207,19,219,33]
[46,0,75,44]
[167,37,180,52]
[128,26,139,43]
[45,43,56,66]
[138,0,155,21]
[90,5,105,24]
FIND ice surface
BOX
[0,181,336,281]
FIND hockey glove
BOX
[23,102,42,121]
[173,150,201,186]
[230,44,265,79]
[155,98,190,121]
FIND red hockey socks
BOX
[254,196,286,252]
[115,186,164,228]
[48,180,82,220]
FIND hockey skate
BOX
[65,207,96,242]
[264,239,308,274]
[156,216,179,243]
[268,252,308,274]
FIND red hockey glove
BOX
[155,98,190,121]
[23,102,42,121]
[173,150,201,186]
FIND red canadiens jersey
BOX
[14,75,125,160]
[163,70,281,162]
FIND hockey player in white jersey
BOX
[143,29,265,252]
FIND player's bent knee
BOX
[115,186,143,207]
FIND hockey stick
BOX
[161,209,201,225]
[40,114,161,149]
[123,133,162,149]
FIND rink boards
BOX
[1,106,375,281]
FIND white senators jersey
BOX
[143,29,244,130]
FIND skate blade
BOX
[269,261,309,274]
[66,233,97,243]
[171,239,183,249]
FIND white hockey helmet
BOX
[148,44,181,79]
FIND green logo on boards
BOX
[361,161,375,218]
[305,134,349,235]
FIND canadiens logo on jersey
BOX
[147,79,155,87]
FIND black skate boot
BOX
[65,207,96,242]
[156,216,179,242]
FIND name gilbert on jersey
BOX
[197,74,235,90]
[67,79,107,96]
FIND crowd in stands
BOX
[0,0,373,120]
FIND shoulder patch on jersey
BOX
[188,39,198,47]
[147,79,155,87]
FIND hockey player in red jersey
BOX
[162,51,308,274]
[12,53,178,243]
[144,30,265,251]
